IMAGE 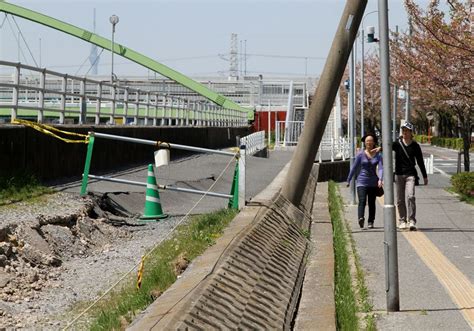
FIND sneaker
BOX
[368,222,374,229]
[358,218,365,229]
[409,220,417,231]
[398,221,408,230]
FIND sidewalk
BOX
[339,173,474,330]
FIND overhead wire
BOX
[11,15,39,67]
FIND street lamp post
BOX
[378,0,400,312]
[109,14,119,84]
[360,10,378,139]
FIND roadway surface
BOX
[421,144,473,176]
[56,149,294,216]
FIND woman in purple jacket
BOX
[346,133,383,229]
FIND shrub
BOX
[450,172,474,197]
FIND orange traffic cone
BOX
[140,164,168,221]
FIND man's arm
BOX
[415,144,428,185]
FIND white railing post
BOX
[38,69,45,123]
[110,84,116,124]
[153,93,158,126]
[124,87,129,125]
[60,75,67,124]
[239,145,246,209]
[95,82,102,125]
[144,92,150,126]
[134,90,140,125]
[79,78,86,124]
[11,64,20,121]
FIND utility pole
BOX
[378,0,400,312]
[349,50,356,205]
[405,19,412,122]
[392,25,398,140]
[360,28,365,139]
[281,0,367,205]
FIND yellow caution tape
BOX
[156,141,171,149]
[136,255,145,290]
[11,119,89,144]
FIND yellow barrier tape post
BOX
[137,255,145,290]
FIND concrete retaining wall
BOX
[0,125,250,181]
[317,159,350,183]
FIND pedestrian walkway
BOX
[340,173,474,330]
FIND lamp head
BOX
[366,26,378,43]
[109,15,119,26]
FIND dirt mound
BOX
[0,192,133,327]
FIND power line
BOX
[11,15,39,67]
[245,53,326,60]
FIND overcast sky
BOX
[0,0,434,79]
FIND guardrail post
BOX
[161,94,168,126]
[95,82,102,125]
[124,87,129,124]
[80,133,95,196]
[144,92,150,126]
[134,90,140,125]
[185,100,189,126]
[60,75,67,124]
[11,63,20,122]
[38,69,46,123]
[79,78,86,124]
[239,144,246,209]
[110,84,116,124]
[153,93,159,126]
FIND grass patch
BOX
[328,181,359,330]
[446,187,474,206]
[0,174,54,205]
[329,181,376,330]
[84,208,238,331]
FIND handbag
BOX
[376,186,384,197]
[398,139,420,186]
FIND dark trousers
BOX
[357,186,377,223]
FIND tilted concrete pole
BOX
[281,0,368,206]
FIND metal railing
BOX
[0,60,247,127]
[275,120,305,146]
[316,137,351,162]
[240,131,265,155]
[275,120,350,161]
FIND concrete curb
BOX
[294,181,336,330]
[128,162,294,330]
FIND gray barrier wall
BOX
[317,160,350,183]
[0,125,251,181]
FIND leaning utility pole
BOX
[281,0,367,205]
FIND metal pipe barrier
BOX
[87,174,233,199]
[80,131,246,209]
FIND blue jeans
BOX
[357,186,377,223]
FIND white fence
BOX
[275,120,350,161]
[316,137,351,162]
[275,120,304,146]
[424,154,434,174]
[240,131,265,155]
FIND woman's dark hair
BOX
[362,132,378,145]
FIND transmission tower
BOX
[88,8,99,75]
[229,33,238,80]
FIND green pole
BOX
[80,134,95,196]
[228,162,239,210]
